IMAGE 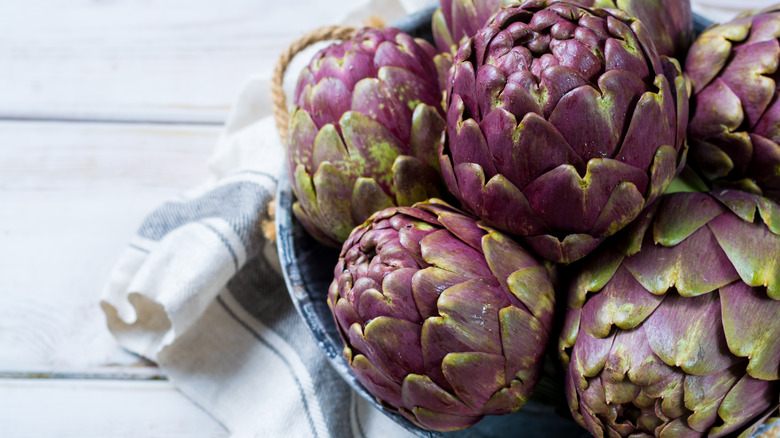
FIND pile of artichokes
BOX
[284,0,780,435]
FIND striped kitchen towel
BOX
[100,113,415,438]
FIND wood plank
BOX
[0,121,219,190]
[0,121,217,374]
[0,0,417,123]
[0,379,228,437]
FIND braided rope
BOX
[271,25,358,143]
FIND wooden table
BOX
[0,1,772,436]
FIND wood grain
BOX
[0,121,218,189]
[0,0,397,124]
[0,121,216,373]
[0,0,770,124]
[0,379,228,437]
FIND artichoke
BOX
[559,190,780,437]
[439,0,688,264]
[288,27,450,247]
[328,200,555,431]
[432,0,693,59]
[686,7,780,203]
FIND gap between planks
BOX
[0,378,228,437]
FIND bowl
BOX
[274,8,750,438]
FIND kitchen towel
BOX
[100,113,411,437]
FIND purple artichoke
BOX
[287,27,451,247]
[439,0,689,264]
[559,190,780,437]
[432,0,693,59]
[686,7,780,203]
[328,200,555,431]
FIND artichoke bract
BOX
[432,0,693,59]
[288,27,450,247]
[686,7,780,203]
[431,0,507,55]
[440,0,688,264]
[574,0,693,59]
[328,200,555,431]
[559,191,780,437]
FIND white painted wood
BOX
[0,0,407,124]
[0,379,228,437]
[0,122,217,373]
[0,121,219,190]
[0,0,771,123]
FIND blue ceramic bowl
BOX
[274,8,771,438]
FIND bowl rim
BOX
[275,175,439,437]
[274,9,727,438]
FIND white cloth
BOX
[100,1,778,437]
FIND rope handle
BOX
[271,25,358,143]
